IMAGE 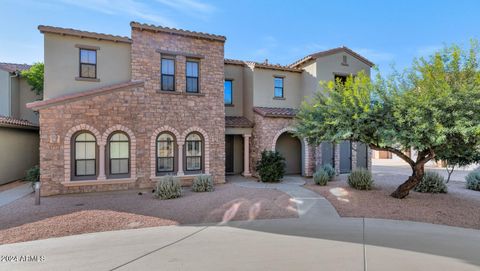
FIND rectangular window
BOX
[274,77,284,98]
[79,49,97,78]
[186,60,199,93]
[224,80,233,105]
[161,58,175,91]
[110,141,129,175]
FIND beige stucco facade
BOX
[43,33,131,99]
[0,126,39,185]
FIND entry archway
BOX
[275,132,302,175]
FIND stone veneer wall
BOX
[251,113,314,177]
[38,28,225,196]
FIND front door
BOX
[225,135,234,174]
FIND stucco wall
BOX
[0,70,10,116]
[0,127,39,185]
[252,68,302,109]
[43,33,131,99]
[18,78,41,124]
[303,52,371,101]
[224,64,244,117]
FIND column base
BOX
[242,172,252,177]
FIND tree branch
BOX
[368,143,415,167]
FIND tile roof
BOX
[225,116,254,128]
[289,46,374,68]
[38,25,132,44]
[253,107,298,118]
[0,116,38,129]
[224,59,246,66]
[27,81,144,110]
[246,61,303,73]
[0,63,31,73]
[131,22,226,42]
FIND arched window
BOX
[108,132,130,176]
[185,133,202,171]
[157,133,175,173]
[74,132,97,178]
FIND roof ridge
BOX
[38,25,132,44]
[130,21,226,42]
[289,46,374,68]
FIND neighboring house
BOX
[28,22,372,196]
[0,63,41,185]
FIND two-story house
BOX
[0,63,41,185]
[28,22,372,196]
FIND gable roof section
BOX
[38,25,132,44]
[253,107,298,118]
[0,116,38,129]
[0,63,31,73]
[289,46,374,68]
[27,81,144,110]
[131,22,226,42]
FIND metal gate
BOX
[340,140,352,173]
[356,142,368,169]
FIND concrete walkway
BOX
[1,177,479,271]
[0,182,33,207]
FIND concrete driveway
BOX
[1,176,479,271]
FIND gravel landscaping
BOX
[0,183,296,244]
[306,172,480,230]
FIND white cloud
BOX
[59,0,178,26]
[353,48,396,63]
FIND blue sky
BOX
[1,0,479,76]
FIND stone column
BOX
[98,144,106,180]
[177,141,184,176]
[242,134,252,177]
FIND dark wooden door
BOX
[225,135,234,174]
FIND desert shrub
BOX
[465,171,480,191]
[414,171,447,193]
[256,150,285,182]
[321,164,335,179]
[192,174,214,192]
[154,176,182,200]
[25,165,40,188]
[313,170,329,186]
[347,168,373,190]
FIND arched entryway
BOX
[275,132,302,175]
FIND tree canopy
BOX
[295,42,480,198]
[21,62,44,96]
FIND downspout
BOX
[8,71,19,116]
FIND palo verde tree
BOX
[295,42,480,198]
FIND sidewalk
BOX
[0,182,33,207]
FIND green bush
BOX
[321,164,335,179]
[347,168,373,190]
[255,150,285,182]
[192,174,214,192]
[313,170,330,186]
[414,171,447,193]
[465,171,480,191]
[25,165,40,188]
[154,176,182,200]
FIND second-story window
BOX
[274,77,284,98]
[161,58,175,91]
[224,80,233,105]
[79,49,97,79]
[186,60,199,93]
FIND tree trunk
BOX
[390,164,425,199]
